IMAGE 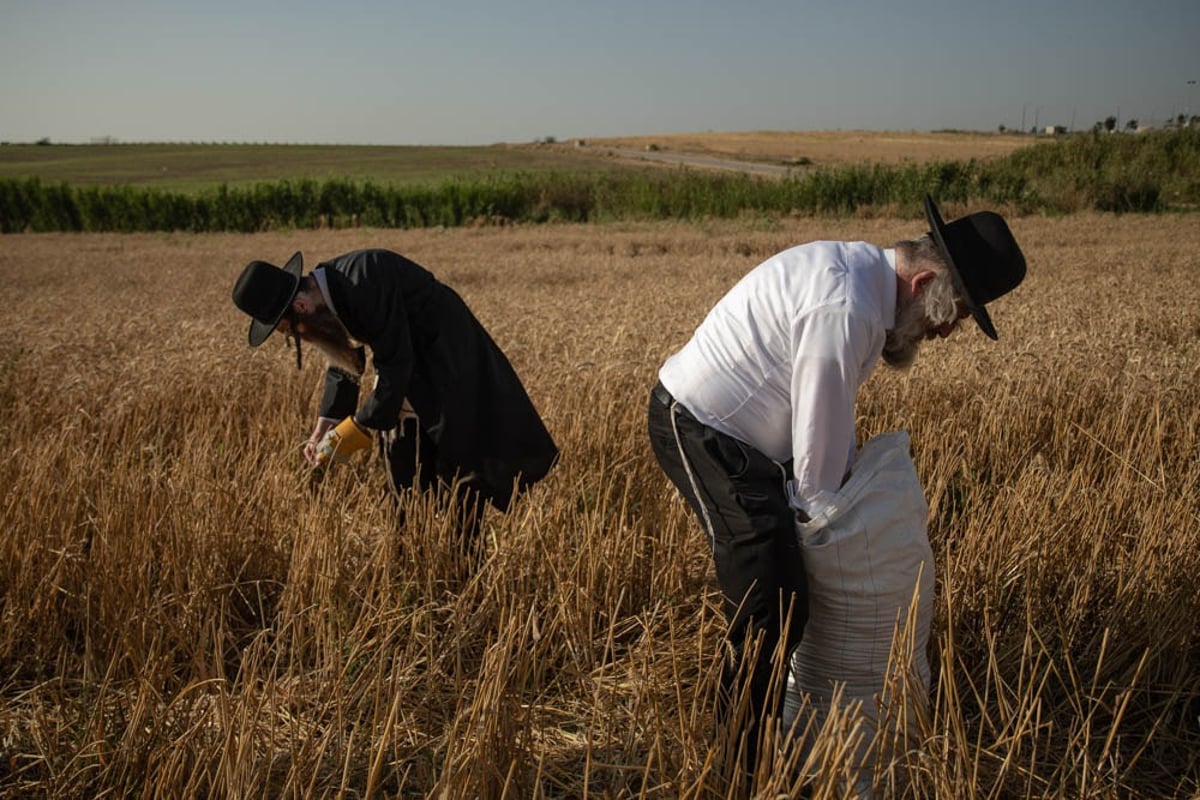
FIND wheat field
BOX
[1,212,1198,798]
[565,130,1035,166]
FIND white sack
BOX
[783,430,934,794]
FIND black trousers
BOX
[647,382,808,764]
[380,416,484,547]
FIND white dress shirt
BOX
[659,241,897,515]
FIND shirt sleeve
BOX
[789,306,872,515]
[331,252,415,431]
[318,367,360,420]
[355,294,414,430]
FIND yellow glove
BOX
[314,417,372,468]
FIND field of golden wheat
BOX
[564,130,1036,166]
[2,211,1198,798]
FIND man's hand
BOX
[304,418,339,466]
[313,416,372,468]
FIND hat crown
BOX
[923,195,1025,340]
[232,261,292,320]
[939,211,1026,306]
[231,253,303,346]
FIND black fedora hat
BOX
[923,194,1026,340]
[231,252,304,346]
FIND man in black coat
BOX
[232,248,558,544]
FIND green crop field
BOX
[0,130,1046,193]
[3,129,1197,235]
[0,142,630,192]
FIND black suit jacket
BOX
[315,249,557,510]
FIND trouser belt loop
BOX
[652,380,673,407]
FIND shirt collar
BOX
[312,266,340,318]
[882,248,898,331]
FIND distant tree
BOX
[1125,119,1139,131]
[1104,116,1118,133]
[1177,114,1188,128]
[35,136,51,146]
[997,124,1007,133]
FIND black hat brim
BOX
[247,252,304,347]
[923,195,997,340]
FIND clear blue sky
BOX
[2,0,1197,145]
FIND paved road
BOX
[584,145,795,177]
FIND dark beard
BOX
[295,306,366,377]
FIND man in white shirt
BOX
[647,195,1026,772]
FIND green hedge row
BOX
[2,128,1197,233]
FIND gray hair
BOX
[883,236,964,368]
[895,235,961,326]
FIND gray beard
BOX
[883,267,962,369]
[882,297,927,370]
[298,306,366,377]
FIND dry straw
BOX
[1,214,1198,798]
